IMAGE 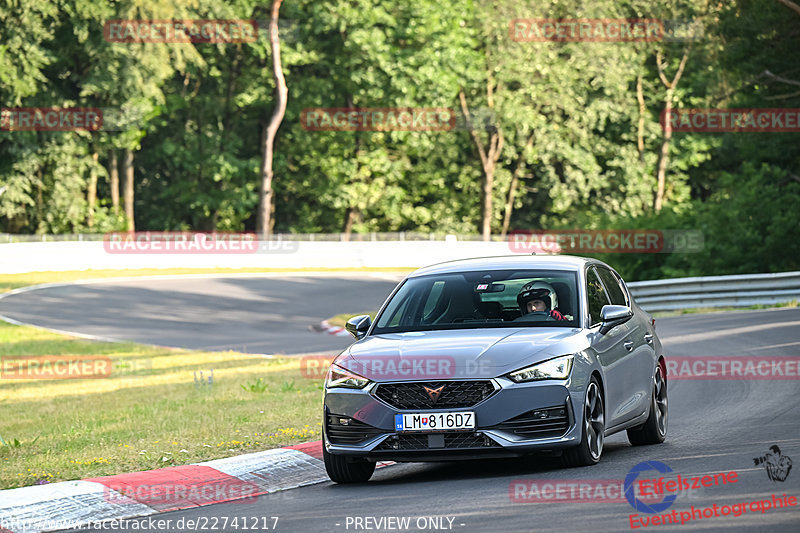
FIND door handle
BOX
[644,334,653,345]
[624,341,634,351]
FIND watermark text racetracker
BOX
[1,107,102,131]
[100,479,261,507]
[666,356,800,380]
[1,105,155,132]
[509,18,703,42]
[508,229,703,254]
[510,479,663,504]
[509,471,733,504]
[661,108,800,133]
[302,355,503,381]
[301,108,456,132]
[103,232,298,254]
[0,356,150,380]
[104,19,258,43]
[302,355,463,380]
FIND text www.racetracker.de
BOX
[0,516,279,531]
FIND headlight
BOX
[325,363,371,389]
[508,354,574,382]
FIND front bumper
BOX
[323,377,581,461]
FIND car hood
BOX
[337,328,586,381]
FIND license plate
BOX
[394,412,475,432]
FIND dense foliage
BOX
[1,0,798,279]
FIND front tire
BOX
[627,364,668,446]
[323,446,375,483]
[562,377,604,467]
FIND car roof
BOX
[408,254,599,277]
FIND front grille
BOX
[375,432,500,451]
[326,415,384,445]
[373,381,495,409]
[492,405,569,439]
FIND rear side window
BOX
[586,268,610,327]
[596,267,627,306]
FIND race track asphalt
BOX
[2,276,798,532]
[0,273,403,355]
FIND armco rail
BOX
[627,271,800,312]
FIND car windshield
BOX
[372,269,580,334]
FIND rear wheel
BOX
[323,446,375,483]
[627,365,668,445]
[562,377,604,467]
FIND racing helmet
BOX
[517,281,558,312]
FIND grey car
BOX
[322,255,667,483]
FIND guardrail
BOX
[627,272,800,312]
[0,232,503,243]
[2,235,797,312]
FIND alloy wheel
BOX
[584,381,604,460]
[653,367,668,437]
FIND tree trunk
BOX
[219,48,242,153]
[36,169,44,233]
[654,90,673,213]
[501,133,535,238]
[343,95,364,241]
[257,0,288,238]
[87,151,99,229]
[636,75,646,164]
[653,48,690,212]
[344,208,361,241]
[109,150,119,215]
[269,195,276,234]
[122,148,135,231]
[459,89,503,241]
[482,165,494,240]
[776,0,800,17]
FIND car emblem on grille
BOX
[423,385,446,403]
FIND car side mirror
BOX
[599,305,633,335]
[345,314,372,340]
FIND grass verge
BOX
[0,268,403,489]
[0,320,330,489]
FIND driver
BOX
[517,281,567,320]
